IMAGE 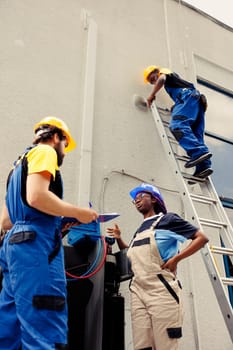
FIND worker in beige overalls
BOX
[107,182,208,350]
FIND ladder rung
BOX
[190,193,217,205]
[157,106,171,114]
[162,120,170,126]
[182,173,207,183]
[167,136,179,145]
[221,277,233,286]
[199,217,228,228]
[211,246,233,256]
[173,153,189,161]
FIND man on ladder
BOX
[143,65,213,179]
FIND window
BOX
[197,80,233,200]
[198,80,233,304]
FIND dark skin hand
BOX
[161,230,209,273]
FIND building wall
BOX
[0,1,232,349]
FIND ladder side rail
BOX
[201,244,233,340]
[198,181,233,251]
[151,103,233,248]
[153,103,233,248]
[205,178,233,241]
[153,107,233,271]
[159,106,233,231]
[150,102,233,342]
[198,177,233,235]
[151,103,209,227]
[153,104,233,255]
[197,181,233,253]
[158,105,232,226]
[150,103,233,261]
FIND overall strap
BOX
[150,212,164,232]
[48,229,61,264]
[129,213,164,247]
[13,146,36,167]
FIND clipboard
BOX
[61,213,120,226]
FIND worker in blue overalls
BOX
[143,66,213,179]
[106,182,208,350]
[0,116,98,350]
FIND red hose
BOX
[65,236,107,279]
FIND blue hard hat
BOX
[129,183,167,214]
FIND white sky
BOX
[185,0,233,28]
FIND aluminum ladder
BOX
[150,102,233,342]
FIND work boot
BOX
[193,167,213,178]
[187,167,213,185]
[184,152,212,168]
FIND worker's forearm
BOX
[116,237,129,250]
[0,202,13,231]
[1,218,13,231]
[26,172,97,222]
[175,231,208,264]
[150,84,161,97]
[27,190,90,221]
[149,75,166,99]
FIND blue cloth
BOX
[0,147,68,350]
[154,229,187,262]
[163,73,211,163]
[167,87,210,160]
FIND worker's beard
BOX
[57,152,64,166]
[55,145,65,167]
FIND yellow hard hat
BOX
[143,65,160,83]
[34,116,76,152]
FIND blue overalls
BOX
[166,85,211,172]
[0,150,68,349]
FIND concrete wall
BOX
[0,1,233,349]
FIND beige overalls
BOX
[127,216,183,350]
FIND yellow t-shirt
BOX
[27,144,58,179]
